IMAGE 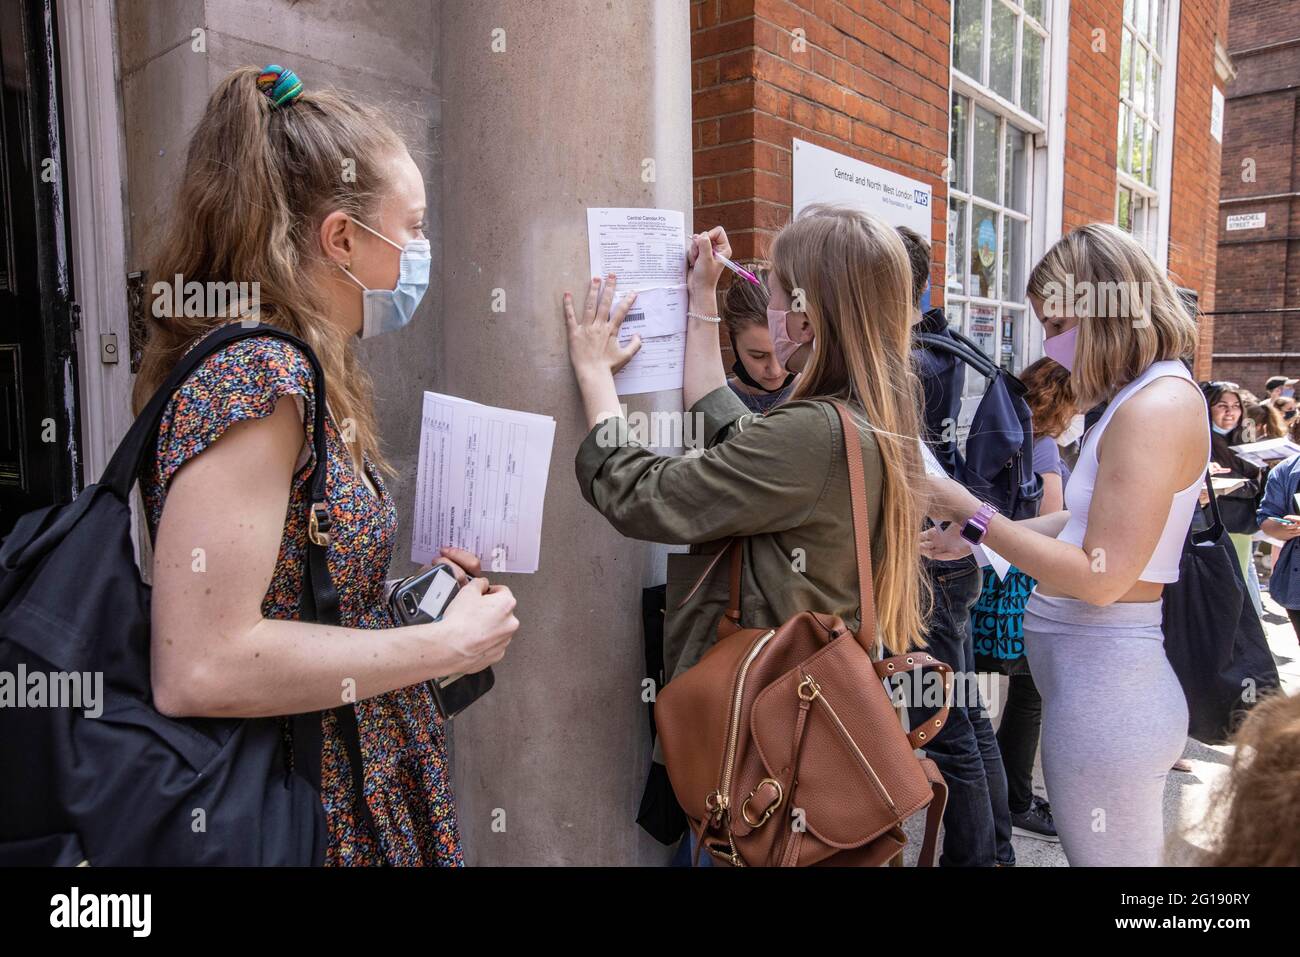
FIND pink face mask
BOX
[1043,324,1078,372]
[766,307,806,369]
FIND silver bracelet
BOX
[687,311,722,324]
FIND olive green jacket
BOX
[575,385,886,691]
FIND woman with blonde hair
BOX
[137,66,519,865]
[564,206,929,863]
[923,223,1209,866]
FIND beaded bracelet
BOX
[687,311,722,324]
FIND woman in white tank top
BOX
[921,225,1210,866]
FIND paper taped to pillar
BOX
[586,207,689,396]
[792,139,932,239]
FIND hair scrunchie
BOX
[257,65,303,107]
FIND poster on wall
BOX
[792,139,933,308]
[967,304,997,358]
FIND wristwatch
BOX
[959,500,998,545]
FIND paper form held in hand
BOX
[919,439,1010,580]
[411,392,556,573]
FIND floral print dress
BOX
[140,335,463,866]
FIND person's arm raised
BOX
[923,377,1206,604]
[149,397,517,718]
[682,227,730,410]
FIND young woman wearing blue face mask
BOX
[921,224,1210,867]
[132,67,518,865]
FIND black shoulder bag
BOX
[1162,473,1282,744]
[0,322,379,865]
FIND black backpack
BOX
[0,322,379,865]
[915,328,1043,521]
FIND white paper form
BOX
[586,207,689,396]
[411,392,556,573]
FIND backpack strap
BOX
[914,331,998,380]
[102,321,382,859]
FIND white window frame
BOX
[947,0,1056,421]
[1115,0,1180,267]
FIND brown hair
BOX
[1019,357,1077,440]
[132,67,407,472]
[771,205,929,653]
[1026,224,1198,408]
[895,226,932,309]
[721,265,770,341]
[1245,403,1285,440]
[1201,692,1300,866]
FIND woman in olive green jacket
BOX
[563,206,930,687]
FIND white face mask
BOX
[1056,413,1085,447]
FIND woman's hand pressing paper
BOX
[563,274,642,378]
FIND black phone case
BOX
[429,668,495,719]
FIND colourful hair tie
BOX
[257,65,303,107]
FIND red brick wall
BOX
[691,0,952,303]
[692,0,1229,378]
[1062,0,1124,230]
[1211,0,1300,389]
[1169,0,1229,380]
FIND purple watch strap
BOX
[960,501,997,544]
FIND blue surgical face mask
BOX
[338,219,431,339]
[1211,423,1232,436]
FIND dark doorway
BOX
[0,0,80,537]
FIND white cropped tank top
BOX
[1056,360,1208,584]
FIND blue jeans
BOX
[670,829,712,867]
[908,558,1014,866]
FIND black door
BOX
[0,0,80,537]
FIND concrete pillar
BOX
[440,0,694,864]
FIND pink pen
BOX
[713,249,762,287]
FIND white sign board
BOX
[792,139,931,240]
[1226,212,1266,231]
[1211,85,1224,143]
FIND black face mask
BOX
[732,357,795,394]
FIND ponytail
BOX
[133,66,406,474]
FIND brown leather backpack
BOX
[655,402,953,867]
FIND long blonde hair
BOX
[132,67,406,472]
[1026,223,1198,407]
[771,205,929,653]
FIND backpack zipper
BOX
[706,628,777,825]
[802,672,896,812]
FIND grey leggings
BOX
[1023,592,1188,867]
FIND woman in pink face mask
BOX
[920,224,1210,867]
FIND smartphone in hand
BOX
[387,563,495,719]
